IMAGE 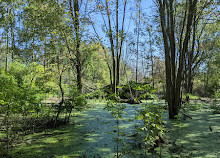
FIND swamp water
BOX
[9,100,220,158]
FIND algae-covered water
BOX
[8,100,220,158]
[9,101,147,158]
[162,101,220,158]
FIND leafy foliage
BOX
[66,85,87,111]
[210,100,220,114]
[0,62,47,115]
[118,81,156,100]
[136,104,165,149]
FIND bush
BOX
[118,81,156,100]
[136,104,165,150]
[210,100,220,114]
[212,90,220,99]
[102,82,156,103]
[0,63,44,115]
[0,62,52,155]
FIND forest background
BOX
[0,0,219,156]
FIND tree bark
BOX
[74,0,82,93]
[116,0,127,89]
[158,0,197,119]
[106,0,116,93]
[116,0,119,88]
[69,0,82,93]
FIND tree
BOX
[157,0,198,118]
[67,0,82,93]
[135,0,141,83]
[0,0,21,70]
[183,0,218,99]
[94,0,128,93]
[200,21,220,97]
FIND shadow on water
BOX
[163,102,220,158]
[10,104,115,158]
[9,101,155,158]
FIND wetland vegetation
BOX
[0,0,219,157]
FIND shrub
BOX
[136,104,165,150]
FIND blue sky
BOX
[83,0,159,77]
[86,0,158,54]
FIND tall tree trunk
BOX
[74,0,82,93]
[158,0,176,118]
[169,0,178,117]
[148,29,154,87]
[32,29,35,62]
[106,0,116,93]
[5,32,9,72]
[116,0,119,88]
[69,0,82,93]
[158,0,197,119]
[44,39,46,73]
[178,0,197,104]
[117,0,127,90]
[11,22,15,61]
[187,8,197,97]
[136,2,141,83]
